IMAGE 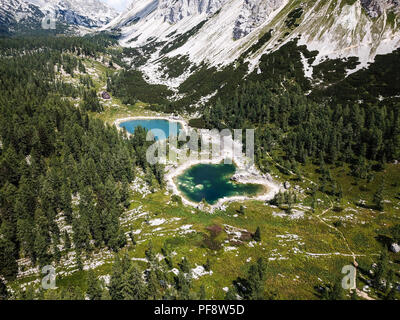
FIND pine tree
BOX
[253,227,261,242]
[329,279,345,300]
[108,254,131,300]
[76,249,84,271]
[0,278,8,300]
[243,258,266,300]
[224,288,237,300]
[178,257,191,274]
[63,231,71,250]
[385,286,397,300]
[204,258,211,272]
[120,178,131,209]
[86,270,103,300]
[145,242,156,267]
[373,181,384,211]
[146,269,160,300]
[199,285,206,300]
[53,238,61,264]
[390,224,400,243]
[34,208,50,267]
[0,222,18,280]
[175,272,192,300]
[60,183,73,223]
[128,231,136,246]
[122,264,147,300]
[374,250,389,289]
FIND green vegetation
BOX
[285,7,303,29]
[108,69,173,105]
[0,36,163,281]
[0,30,399,301]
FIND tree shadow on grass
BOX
[374,235,393,249]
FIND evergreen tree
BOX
[63,231,71,250]
[385,286,397,300]
[224,288,237,300]
[199,285,206,300]
[178,257,191,274]
[0,223,18,280]
[108,253,131,300]
[233,258,267,300]
[253,227,261,242]
[374,250,389,289]
[86,270,103,300]
[204,258,211,272]
[34,208,51,267]
[146,269,160,300]
[329,279,345,300]
[373,181,385,211]
[0,278,8,300]
[122,264,147,300]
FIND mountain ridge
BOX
[0,0,118,34]
[106,0,400,89]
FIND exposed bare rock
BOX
[233,0,285,39]
[390,242,400,253]
[360,0,400,18]
[157,0,227,24]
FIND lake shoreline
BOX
[114,115,189,136]
[166,157,281,211]
[114,115,282,211]
[174,162,270,206]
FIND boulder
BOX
[284,181,291,189]
[101,91,111,99]
[390,243,400,253]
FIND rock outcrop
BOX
[390,242,400,253]
[360,0,400,18]
[233,0,285,39]
[157,0,227,24]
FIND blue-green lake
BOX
[120,119,182,139]
[176,163,264,205]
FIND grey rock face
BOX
[0,0,44,32]
[233,0,284,40]
[157,0,227,24]
[0,0,117,32]
[27,0,117,27]
[360,0,400,18]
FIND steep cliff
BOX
[233,0,286,39]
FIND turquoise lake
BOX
[176,163,264,205]
[120,119,182,139]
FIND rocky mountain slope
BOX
[106,0,400,87]
[0,0,118,33]
[361,0,400,17]
[0,0,44,32]
[28,0,118,27]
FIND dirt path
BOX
[265,152,376,300]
